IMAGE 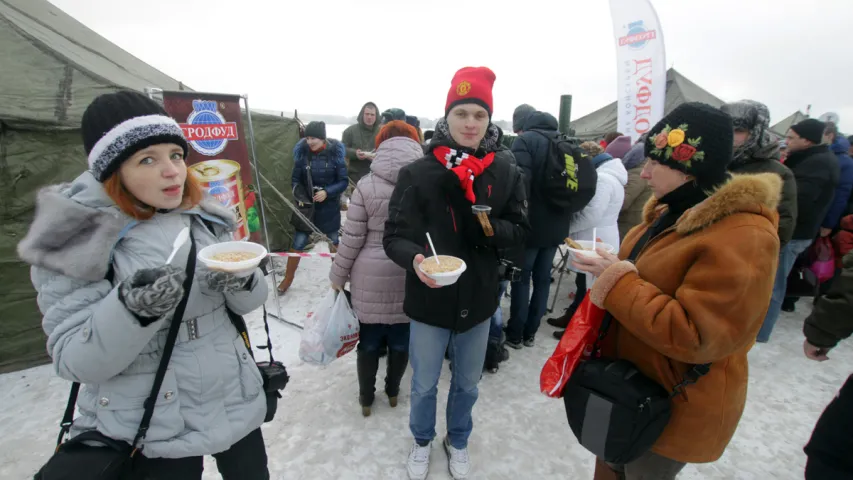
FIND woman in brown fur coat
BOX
[573,103,781,479]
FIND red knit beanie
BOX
[445,67,496,117]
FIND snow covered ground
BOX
[1,242,850,479]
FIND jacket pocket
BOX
[234,337,263,401]
[95,369,184,442]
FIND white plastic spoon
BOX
[426,232,441,266]
[165,227,190,265]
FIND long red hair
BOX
[104,166,204,220]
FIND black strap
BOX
[56,233,197,454]
[591,227,711,395]
[227,303,275,364]
[131,235,196,451]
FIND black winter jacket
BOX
[786,144,840,240]
[511,112,572,248]
[729,143,797,246]
[383,126,530,332]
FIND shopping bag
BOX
[299,289,359,365]
[807,237,836,284]
[540,295,607,398]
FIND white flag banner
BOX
[609,0,667,143]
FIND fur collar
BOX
[642,173,782,235]
[18,179,236,282]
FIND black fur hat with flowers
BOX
[644,102,734,188]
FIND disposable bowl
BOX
[418,255,467,287]
[198,241,268,277]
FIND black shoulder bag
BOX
[35,237,198,480]
[290,162,316,233]
[562,229,711,465]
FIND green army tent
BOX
[0,0,299,372]
[569,68,725,141]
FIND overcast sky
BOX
[47,0,852,130]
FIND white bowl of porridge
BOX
[198,241,267,277]
[418,255,467,287]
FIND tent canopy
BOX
[570,68,725,140]
[0,0,300,373]
[0,0,186,128]
[771,111,808,138]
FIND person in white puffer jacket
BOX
[551,141,628,339]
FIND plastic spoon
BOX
[165,227,190,265]
[426,232,441,266]
[592,228,597,253]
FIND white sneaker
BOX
[443,436,471,479]
[407,441,431,480]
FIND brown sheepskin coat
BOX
[590,173,782,463]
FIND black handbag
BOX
[562,229,710,465]
[34,237,197,480]
[290,164,316,233]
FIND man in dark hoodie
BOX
[505,110,573,348]
[757,118,840,343]
[342,102,381,183]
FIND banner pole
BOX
[242,95,301,331]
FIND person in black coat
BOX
[803,250,853,479]
[384,66,529,480]
[757,118,840,342]
[504,111,572,347]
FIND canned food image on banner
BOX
[190,159,249,240]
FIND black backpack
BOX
[530,130,597,214]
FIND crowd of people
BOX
[15,64,853,480]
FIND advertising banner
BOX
[609,0,667,142]
[161,92,253,241]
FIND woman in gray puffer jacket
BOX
[330,120,422,417]
[17,92,270,479]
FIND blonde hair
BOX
[580,141,604,156]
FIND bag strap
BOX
[226,303,275,364]
[131,234,197,453]
[55,232,197,454]
[592,227,711,395]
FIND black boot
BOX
[385,350,409,408]
[485,340,502,373]
[357,350,380,416]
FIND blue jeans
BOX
[757,238,812,343]
[358,322,410,353]
[489,281,510,343]
[507,246,559,343]
[292,230,339,251]
[409,319,490,449]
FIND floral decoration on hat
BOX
[649,123,705,168]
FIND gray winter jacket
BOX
[329,136,423,324]
[17,172,268,459]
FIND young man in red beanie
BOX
[384,67,530,480]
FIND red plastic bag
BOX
[808,237,837,283]
[540,296,607,398]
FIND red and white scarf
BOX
[432,146,495,203]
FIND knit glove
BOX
[202,269,254,293]
[119,265,187,321]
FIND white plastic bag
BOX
[299,289,359,365]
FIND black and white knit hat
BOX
[82,91,188,182]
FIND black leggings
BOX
[140,428,269,480]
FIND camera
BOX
[257,360,289,423]
[498,259,522,283]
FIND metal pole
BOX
[558,95,573,136]
[242,95,300,331]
